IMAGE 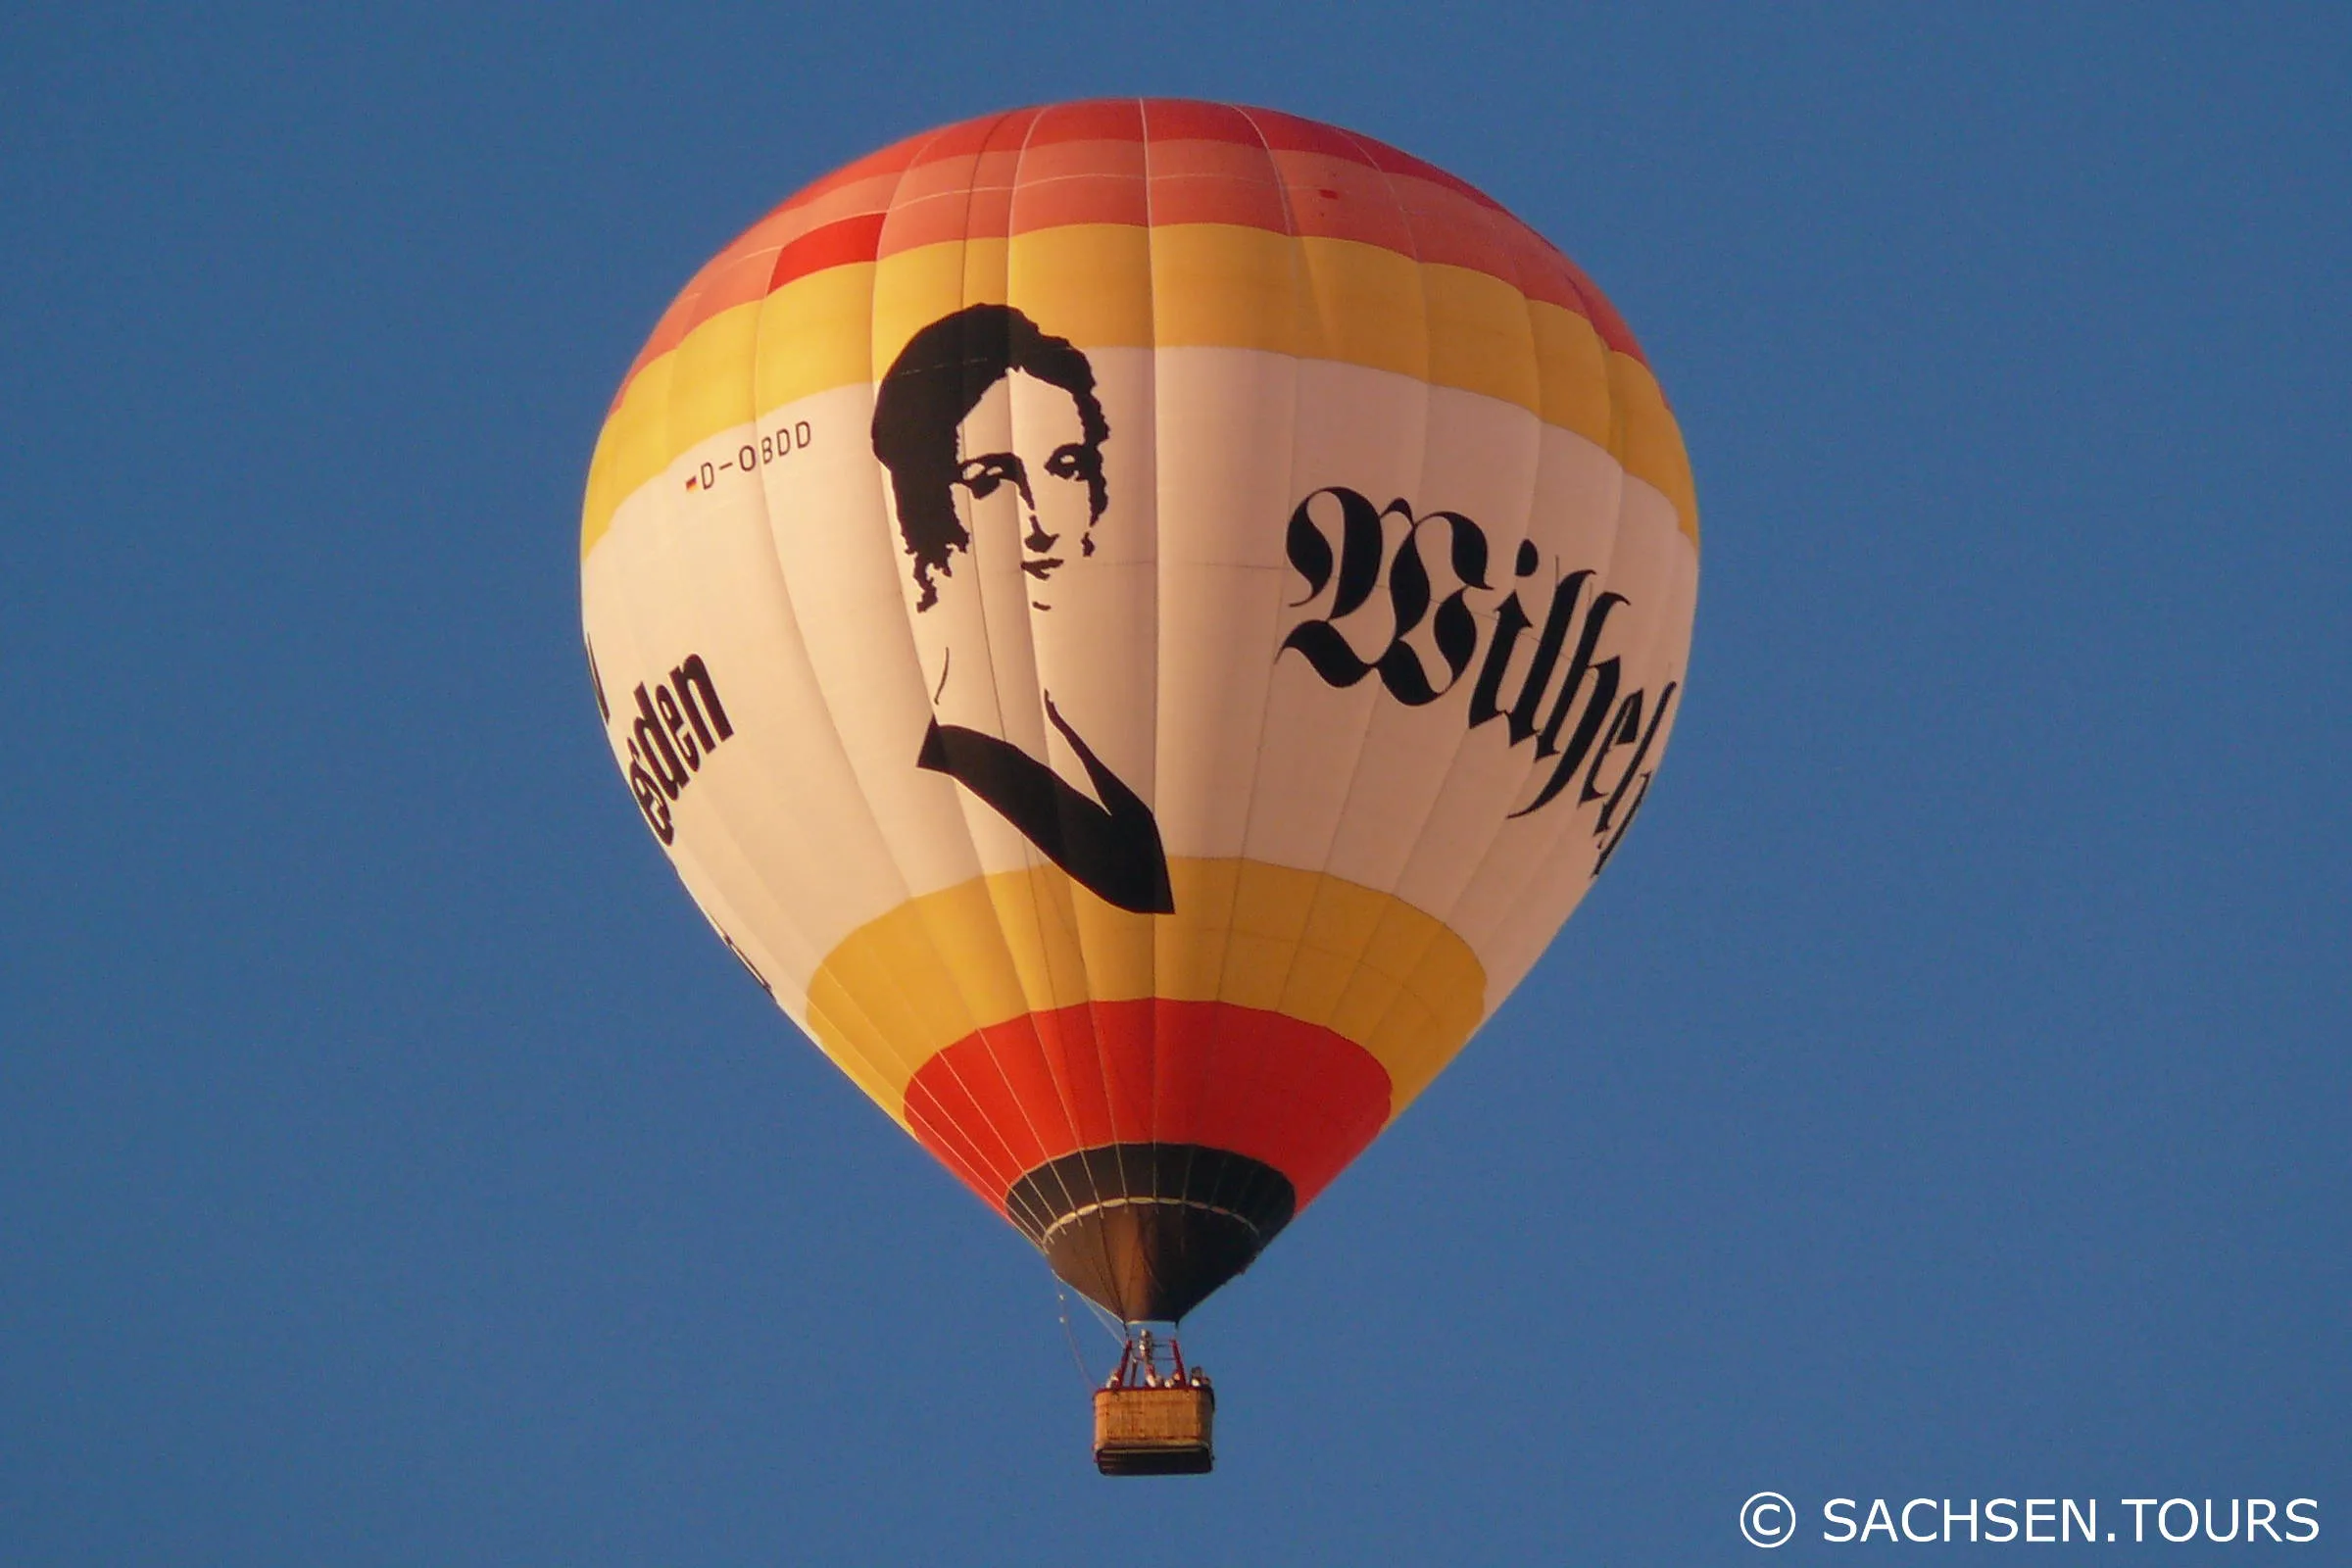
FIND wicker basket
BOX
[1093,1385,1215,1476]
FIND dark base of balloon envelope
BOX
[1005,1144,1295,1322]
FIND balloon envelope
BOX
[581,100,1697,1322]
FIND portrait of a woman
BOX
[870,303,1172,914]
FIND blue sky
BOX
[5,4,2345,1562]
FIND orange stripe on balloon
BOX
[603,100,1657,412]
[1027,98,1147,147]
[1268,148,1418,251]
[1008,158,1152,233]
[1138,97,1266,148]
[610,168,913,394]
[1247,104,1507,215]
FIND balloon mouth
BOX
[1006,1144,1296,1322]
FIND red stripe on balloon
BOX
[611,100,1655,408]
[767,212,888,292]
[900,999,1393,1219]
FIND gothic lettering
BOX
[1280,484,1680,866]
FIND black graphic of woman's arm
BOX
[916,702,1174,914]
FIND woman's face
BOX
[908,368,1108,729]
[951,369,1102,613]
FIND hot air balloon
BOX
[580,99,1696,1473]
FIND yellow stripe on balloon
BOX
[580,223,1699,559]
[800,858,1488,1131]
[1608,354,1699,545]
